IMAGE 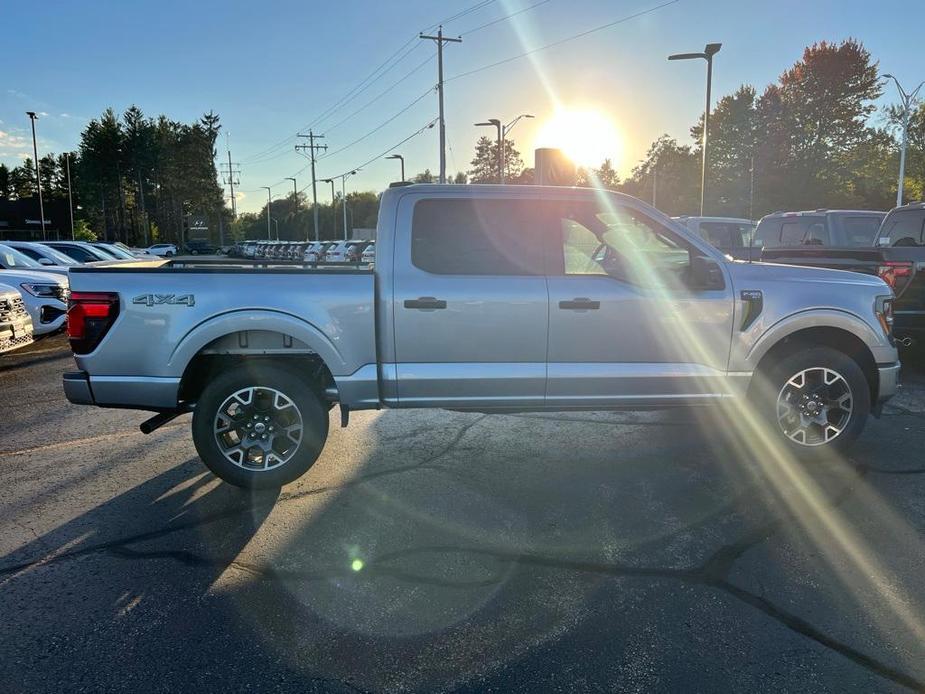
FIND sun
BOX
[535,108,623,169]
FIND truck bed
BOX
[67,262,377,409]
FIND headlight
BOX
[875,295,894,337]
[20,282,61,298]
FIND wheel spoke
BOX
[776,366,853,447]
[213,385,304,471]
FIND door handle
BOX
[404,296,447,310]
[559,297,600,310]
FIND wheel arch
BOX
[748,326,879,405]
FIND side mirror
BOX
[690,255,725,290]
[38,257,54,265]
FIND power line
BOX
[321,54,435,136]
[320,88,434,160]
[458,0,552,35]
[240,1,500,165]
[447,0,680,82]
[328,118,439,180]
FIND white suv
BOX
[146,243,178,257]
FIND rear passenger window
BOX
[881,211,925,247]
[780,221,807,245]
[411,198,544,275]
[843,216,882,246]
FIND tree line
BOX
[0,106,226,244]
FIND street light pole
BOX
[321,178,337,238]
[385,154,405,182]
[261,186,272,240]
[339,170,358,241]
[883,74,924,207]
[65,152,75,239]
[475,119,502,182]
[502,113,533,184]
[25,111,46,240]
[669,43,721,216]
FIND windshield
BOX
[0,244,43,269]
[98,244,135,259]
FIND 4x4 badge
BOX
[132,294,195,307]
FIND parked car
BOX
[242,241,258,258]
[0,243,70,277]
[0,261,69,336]
[345,241,372,262]
[0,283,34,353]
[303,242,333,262]
[146,243,178,257]
[674,217,756,259]
[323,241,353,262]
[43,241,115,263]
[64,184,898,489]
[761,202,925,348]
[4,240,79,268]
[754,209,886,250]
[361,241,376,264]
[92,242,139,260]
[185,240,218,255]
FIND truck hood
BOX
[0,269,69,287]
[729,259,888,290]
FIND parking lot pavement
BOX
[2,337,925,692]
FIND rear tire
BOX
[192,363,329,488]
[753,346,870,460]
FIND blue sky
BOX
[2,0,922,213]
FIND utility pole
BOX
[420,26,461,184]
[261,186,272,240]
[295,131,327,241]
[65,152,75,239]
[25,112,46,240]
[220,137,240,218]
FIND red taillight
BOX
[67,291,119,354]
[877,261,914,293]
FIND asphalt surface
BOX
[2,336,925,693]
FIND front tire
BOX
[192,363,329,488]
[754,346,870,459]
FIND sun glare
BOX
[535,108,623,169]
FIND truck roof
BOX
[762,209,886,218]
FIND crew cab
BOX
[64,185,900,488]
[760,203,925,347]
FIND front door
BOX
[392,194,549,408]
[544,196,735,407]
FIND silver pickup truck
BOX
[64,184,900,488]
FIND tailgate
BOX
[759,247,883,275]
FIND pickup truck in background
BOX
[674,216,756,259]
[760,203,925,348]
[63,184,900,488]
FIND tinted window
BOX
[699,222,746,250]
[50,245,95,263]
[780,220,809,245]
[754,219,782,247]
[881,210,925,247]
[842,216,882,246]
[411,198,544,275]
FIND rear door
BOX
[391,194,548,407]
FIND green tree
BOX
[73,219,97,241]
[621,136,699,215]
[0,164,11,199]
[413,169,435,183]
[468,136,524,183]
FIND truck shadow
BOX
[1,406,924,692]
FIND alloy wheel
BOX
[213,386,304,470]
[776,367,853,446]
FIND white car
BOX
[0,267,69,336]
[323,241,353,262]
[360,242,375,264]
[302,242,331,262]
[146,243,178,257]
[0,282,34,353]
[4,240,79,269]
[0,243,70,278]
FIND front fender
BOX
[167,309,349,377]
[736,308,892,372]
